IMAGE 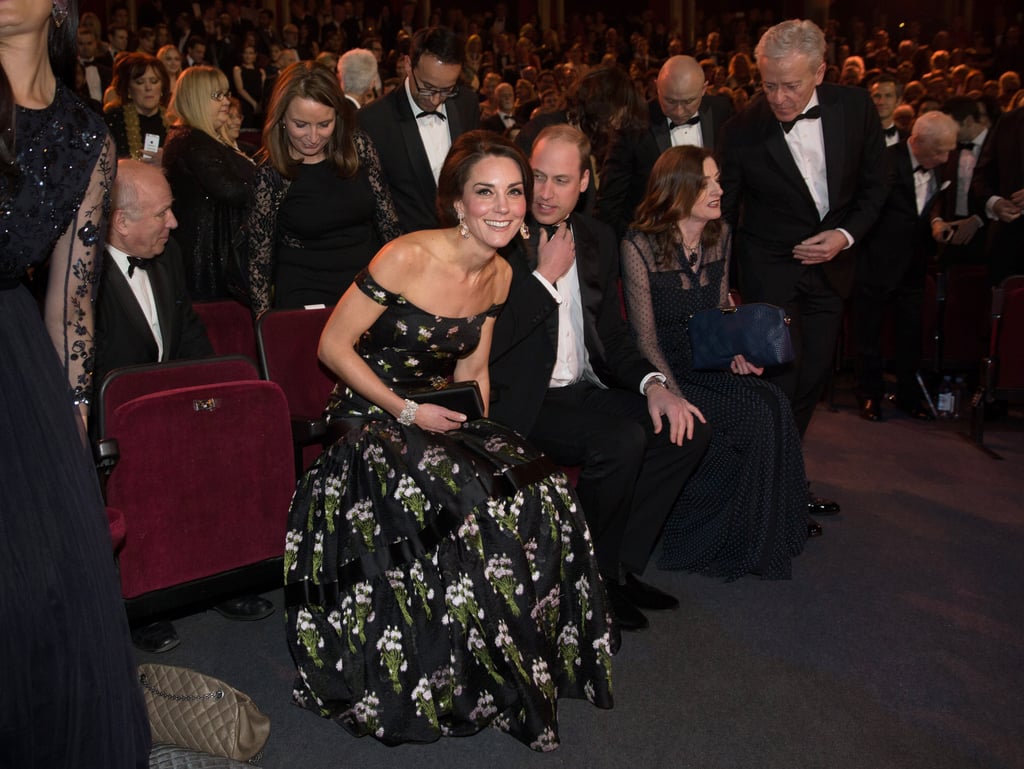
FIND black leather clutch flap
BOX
[406,380,485,420]
[687,303,795,370]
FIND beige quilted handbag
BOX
[138,664,270,762]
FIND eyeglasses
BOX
[410,69,459,100]
[210,90,229,101]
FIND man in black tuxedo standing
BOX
[489,125,710,635]
[93,160,273,652]
[357,26,479,232]
[855,111,959,422]
[720,19,887,526]
[597,55,734,239]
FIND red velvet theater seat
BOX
[973,280,1024,447]
[192,299,259,362]
[256,306,337,474]
[104,379,294,620]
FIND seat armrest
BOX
[291,416,328,446]
[94,437,120,474]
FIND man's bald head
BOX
[908,110,959,170]
[656,55,707,125]
[110,160,178,258]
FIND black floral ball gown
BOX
[621,227,808,580]
[0,81,151,767]
[284,271,614,750]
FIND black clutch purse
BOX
[687,303,795,371]
[406,380,485,421]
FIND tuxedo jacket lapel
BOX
[517,226,559,354]
[698,102,715,147]
[147,258,175,359]
[649,102,671,154]
[568,215,606,365]
[818,86,846,211]
[394,92,438,200]
[763,116,818,213]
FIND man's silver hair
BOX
[755,19,826,67]
[338,48,382,95]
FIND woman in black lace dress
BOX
[247,61,401,314]
[621,146,808,580]
[0,2,150,765]
[284,131,613,750]
[163,65,255,301]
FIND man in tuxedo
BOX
[970,106,1024,285]
[357,26,479,232]
[489,125,710,634]
[932,96,991,266]
[480,82,519,136]
[337,47,381,109]
[870,73,907,147]
[597,55,734,239]
[720,19,886,435]
[720,19,886,525]
[855,112,959,422]
[93,160,273,652]
[76,28,112,105]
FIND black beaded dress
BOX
[621,226,808,579]
[284,271,614,750]
[0,81,151,767]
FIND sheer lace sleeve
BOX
[354,129,402,243]
[43,134,115,405]
[620,232,683,395]
[246,162,289,315]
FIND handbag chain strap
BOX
[139,672,226,702]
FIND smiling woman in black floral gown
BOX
[283,131,613,751]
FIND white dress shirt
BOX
[668,117,704,148]
[404,79,449,184]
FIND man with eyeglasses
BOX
[596,55,734,239]
[357,26,479,232]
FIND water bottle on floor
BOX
[937,376,955,418]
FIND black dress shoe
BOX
[604,582,649,631]
[622,573,680,611]
[213,595,275,621]
[859,398,883,422]
[895,398,935,421]
[808,496,841,515]
[131,620,180,654]
[807,518,823,538]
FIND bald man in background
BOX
[855,111,959,422]
[597,55,734,239]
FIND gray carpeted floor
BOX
[139,396,1024,769]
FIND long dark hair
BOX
[1,1,79,176]
[257,61,359,180]
[631,145,722,268]
[435,130,532,226]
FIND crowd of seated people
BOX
[63,3,1023,753]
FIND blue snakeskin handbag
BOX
[687,303,795,370]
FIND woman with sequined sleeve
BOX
[0,0,151,765]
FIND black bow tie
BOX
[416,110,446,121]
[669,114,700,129]
[957,141,975,152]
[913,165,929,175]
[884,125,898,137]
[127,256,151,277]
[780,105,822,133]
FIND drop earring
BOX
[520,222,530,239]
[51,0,68,27]
[457,210,470,239]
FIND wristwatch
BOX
[642,373,667,396]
